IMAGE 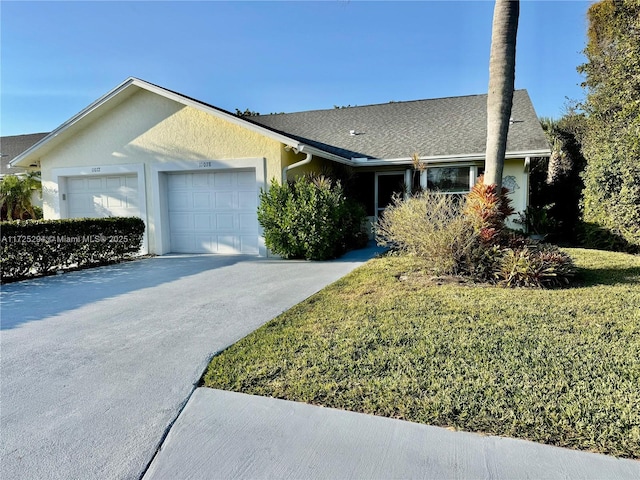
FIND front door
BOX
[375,172,405,218]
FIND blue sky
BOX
[1,0,592,136]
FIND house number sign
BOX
[198,161,213,168]
[91,167,101,173]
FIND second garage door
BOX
[167,170,259,254]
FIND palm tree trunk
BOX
[485,0,520,189]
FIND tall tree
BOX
[485,0,520,189]
[579,0,640,247]
[535,114,586,242]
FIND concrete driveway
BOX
[0,247,380,480]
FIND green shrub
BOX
[257,176,367,260]
[498,245,576,288]
[1,217,145,282]
[459,242,504,281]
[376,192,474,275]
[515,205,557,237]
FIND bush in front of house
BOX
[257,176,367,260]
[375,192,475,275]
[376,182,576,288]
[0,217,145,282]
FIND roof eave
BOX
[349,148,552,167]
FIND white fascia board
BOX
[357,148,552,167]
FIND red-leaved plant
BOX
[463,175,515,244]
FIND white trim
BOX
[51,163,148,254]
[150,157,266,256]
[352,149,552,167]
[374,171,405,220]
[420,169,428,190]
[470,165,479,189]
[404,169,412,198]
[523,156,531,212]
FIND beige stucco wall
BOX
[39,88,287,251]
[503,158,528,229]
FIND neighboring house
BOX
[11,77,550,256]
[1,133,49,210]
[1,133,49,177]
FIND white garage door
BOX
[167,170,259,254]
[67,175,139,218]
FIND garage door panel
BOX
[238,191,256,209]
[106,176,122,189]
[213,192,233,209]
[67,175,139,219]
[68,178,85,191]
[240,236,259,254]
[172,235,196,252]
[215,214,234,230]
[105,195,123,208]
[215,236,235,254]
[193,192,211,209]
[214,172,233,186]
[68,194,93,215]
[168,174,189,189]
[192,174,210,187]
[169,213,193,230]
[239,214,258,232]
[170,192,190,210]
[126,176,137,188]
[193,214,212,230]
[237,171,255,185]
[87,178,102,190]
[167,170,258,254]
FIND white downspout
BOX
[282,152,312,184]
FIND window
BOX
[426,166,470,193]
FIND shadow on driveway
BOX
[0,255,250,329]
[0,244,387,331]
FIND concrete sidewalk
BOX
[144,388,640,480]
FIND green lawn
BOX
[203,248,640,458]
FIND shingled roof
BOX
[11,79,550,170]
[251,90,549,160]
[0,133,49,175]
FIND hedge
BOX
[1,217,145,282]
